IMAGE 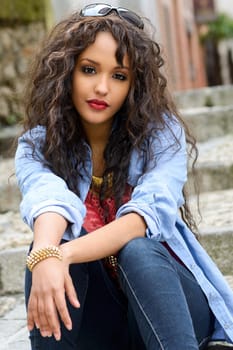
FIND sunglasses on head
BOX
[79,3,144,29]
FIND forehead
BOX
[78,31,130,66]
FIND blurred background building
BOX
[1,0,233,128]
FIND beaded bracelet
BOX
[26,246,62,271]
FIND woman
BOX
[15,4,233,349]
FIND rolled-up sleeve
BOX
[116,119,187,241]
[15,126,86,238]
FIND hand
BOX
[27,257,80,341]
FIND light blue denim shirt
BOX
[15,120,233,342]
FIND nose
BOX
[94,74,109,95]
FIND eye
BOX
[113,72,127,81]
[81,66,96,74]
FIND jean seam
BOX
[173,261,212,349]
[199,335,210,348]
[118,263,165,350]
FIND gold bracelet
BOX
[26,246,62,271]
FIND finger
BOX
[37,297,52,338]
[65,273,80,308]
[54,291,72,331]
[27,294,39,331]
[44,298,61,341]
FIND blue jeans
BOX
[25,237,214,349]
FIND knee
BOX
[118,237,170,269]
[118,237,148,263]
[118,237,159,266]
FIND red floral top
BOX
[83,175,132,231]
[83,175,132,282]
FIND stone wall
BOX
[0,22,46,126]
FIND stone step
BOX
[0,189,233,295]
[174,84,233,109]
[0,294,30,350]
[181,105,233,142]
[188,134,233,193]
[0,211,31,295]
[0,157,21,213]
[0,125,21,158]
[190,189,233,275]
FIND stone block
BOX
[174,85,233,109]
[182,105,233,142]
[200,232,233,275]
[190,163,233,193]
[0,181,21,213]
[0,247,27,294]
[0,157,21,212]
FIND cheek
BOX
[71,81,81,107]
[120,84,130,102]
[72,76,81,95]
[72,77,86,105]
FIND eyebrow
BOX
[79,58,130,70]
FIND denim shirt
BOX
[15,120,233,342]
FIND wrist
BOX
[60,242,73,265]
[26,245,62,271]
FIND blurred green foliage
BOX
[0,0,46,23]
[201,13,233,42]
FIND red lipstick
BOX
[87,99,109,110]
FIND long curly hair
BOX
[22,12,198,233]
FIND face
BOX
[72,31,132,132]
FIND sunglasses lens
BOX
[118,8,144,29]
[80,4,111,17]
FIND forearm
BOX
[32,212,68,250]
[61,212,146,264]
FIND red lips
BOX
[87,99,109,110]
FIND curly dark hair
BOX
[22,12,198,234]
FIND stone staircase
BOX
[175,85,233,275]
[0,85,233,294]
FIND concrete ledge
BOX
[190,163,233,193]
[0,295,29,350]
[0,182,21,213]
[190,189,233,233]
[200,232,233,275]
[0,126,21,158]
[188,135,233,193]
[0,247,27,294]
[0,157,21,213]
[181,105,233,142]
[174,85,233,109]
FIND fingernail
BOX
[54,333,61,341]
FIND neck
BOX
[83,123,112,177]
[84,123,111,150]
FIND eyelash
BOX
[81,66,95,74]
[81,66,127,81]
[113,73,127,81]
